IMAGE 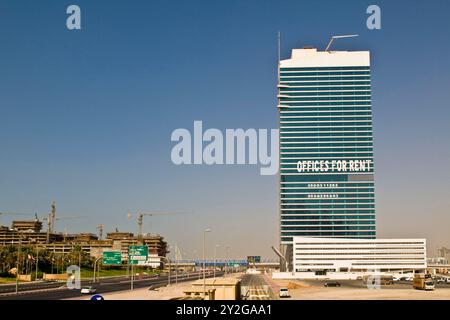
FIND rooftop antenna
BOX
[277,31,281,83]
[278,31,281,64]
[325,34,359,52]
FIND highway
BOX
[0,280,69,294]
[0,270,223,300]
[241,274,272,300]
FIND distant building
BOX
[438,247,450,261]
[106,232,134,240]
[427,257,448,265]
[12,220,43,233]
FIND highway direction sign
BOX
[102,251,122,265]
[247,256,261,263]
[129,245,148,265]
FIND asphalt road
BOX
[0,280,69,293]
[0,272,171,294]
[241,274,271,300]
[0,270,223,300]
[241,274,267,287]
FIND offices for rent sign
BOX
[297,159,373,173]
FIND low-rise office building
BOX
[293,237,427,273]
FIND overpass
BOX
[427,264,450,274]
[171,259,279,269]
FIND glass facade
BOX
[278,55,376,244]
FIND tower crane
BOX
[40,202,85,242]
[0,212,33,226]
[96,224,104,240]
[127,211,190,240]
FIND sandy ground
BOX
[272,279,450,300]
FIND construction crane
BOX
[96,224,104,240]
[1,202,84,243]
[40,202,85,242]
[127,210,190,239]
[5,202,59,240]
[42,215,84,242]
[0,212,33,226]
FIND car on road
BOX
[279,288,290,298]
[80,286,97,294]
[403,277,413,281]
[324,281,341,287]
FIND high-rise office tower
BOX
[278,48,376,267]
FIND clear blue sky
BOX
[1,0,449,259]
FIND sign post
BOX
[102,251,122,265]
[128,246,148,265]
[128,246,148,290]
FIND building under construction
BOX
[0,219,168,261]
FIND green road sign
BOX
[128,245,148,265]
[103,251,122,265]
[247,256,261,264]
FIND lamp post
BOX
[214,244,220,280]
[35,243,39,281]
[161,256,171,286]
[93,257,102,283]
[193,250,201,279]
[174,243,178,285]
[202,228,211,299]
[15,232,22,294]
[225,246,231,277]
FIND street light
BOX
[15,231,23,295]
[214,244,221,280]
[93,257,102,283]
[225,246,231,276]
[193,250,201,279]
[157,256,171,286]
[35,243,39,281]
[202,228,211,299]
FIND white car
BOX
[81,286,97,294]
[279,288,290,298]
